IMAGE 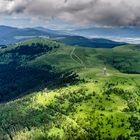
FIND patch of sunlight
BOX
[48,127,64,139]
[84,82,101,94]
[116,85,137,92]
[31,91,58,108]
[110,94,128,111]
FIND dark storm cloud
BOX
[0,0,140,26]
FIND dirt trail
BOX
[70,48,86,69]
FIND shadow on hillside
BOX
[0,62,80,103]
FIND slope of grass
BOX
[0,38,140,139]
[0,38,79,102]
[28,41,140,73]
[0,74,140,140]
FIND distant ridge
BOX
[0,25,63,45]
[0,25,126,48]
[59,35,126,48]
[72,27,140,38]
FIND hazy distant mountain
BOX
[0,25,18,37]
[0,25,127,47]
[0,25,63,45]
[33,27,65,35]
[72,27,140,38]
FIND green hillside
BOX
[59,36,126,48]
[0,38,140,140]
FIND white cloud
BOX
[0,0,140,26]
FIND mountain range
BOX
[60,35,126,48]
[0,25,127,48]
[71,27,140,38]
[0,25,64,45]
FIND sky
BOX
[0,0,140,29]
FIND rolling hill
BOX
[59,36,126,48]
[0,38,140,140]
[0,25,64,45]
[0,26,126,49]
[72,26,140,38]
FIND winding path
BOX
[70,48,86,69]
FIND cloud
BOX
[0,0,140,26]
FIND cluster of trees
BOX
[129,115,140,138]
[108,57,140,74]
[0,85,132,140]
[8,43,54,55]
[98,53,140,74]
[0,41,80,102]
[0,63,80,102]
[0,78,139,139]
[103,81,139,112]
